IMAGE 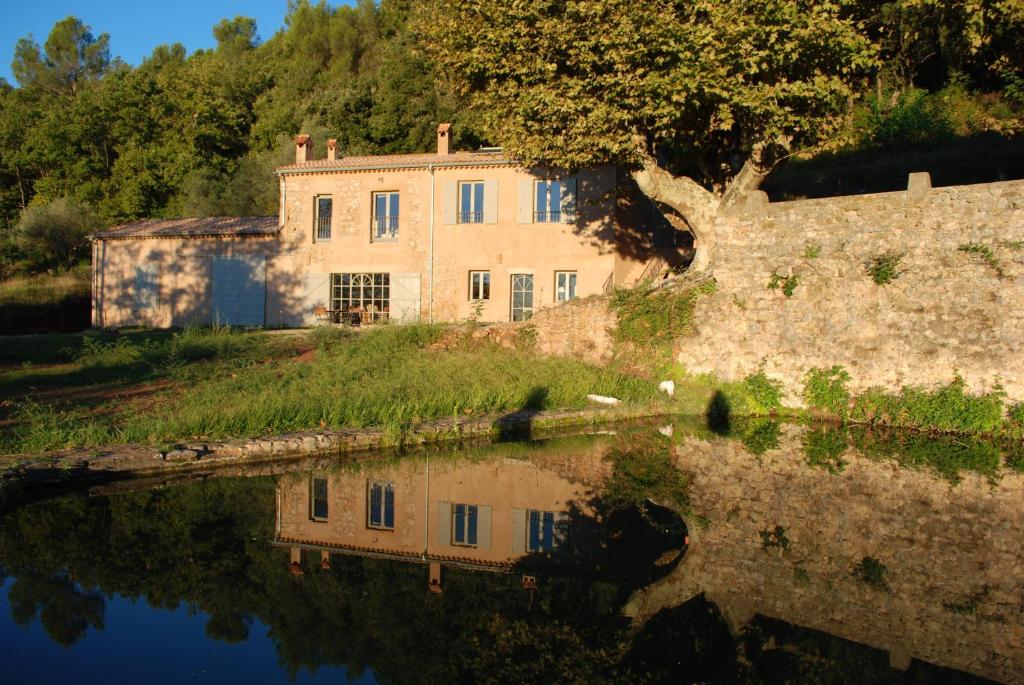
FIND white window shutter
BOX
[483,180,498,224]
[517,180,533,224]
[437,501,452,546]
[511,508,526,554]
[443,181,457,225]
[560,176,577,223]
[390,272,421,323]
[477,504,492,550]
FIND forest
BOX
[0,0,1021,277]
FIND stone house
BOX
[91,124,680,328]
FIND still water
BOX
[0,420,1020,684]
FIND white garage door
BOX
[212,256,266,326]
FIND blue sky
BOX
[0,0,307,84]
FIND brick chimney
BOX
[436,123,451,156]
[326,138,338,162]
[295,134,313,164]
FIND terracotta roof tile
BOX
[276,150,513,173]
[91,216,280,239]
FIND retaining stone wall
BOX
[677,176,1024,404]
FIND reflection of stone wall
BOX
[678,177,1024,403]
[628,424,1024,683]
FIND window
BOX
[555,271,577,303]
[469,271,490,301]
[527,510,563,553]
[511,274,534,322]
[331,273,390,322]
[315,196,332,241]
[459,181,484,223]
[535,180,563,222]
[372,192,399,242]
[452,503,478,546]
[310,477,328,521]
[367,481,394,530]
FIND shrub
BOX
[849,427,1002,482]
[1009,403,1024,426]
[15,198,97,272]
[803,366,851,417]
[865,252,902,285]
[851,376,1005,434]
[739,419,781,455]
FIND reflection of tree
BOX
[0,467,994,683]
[8,573,104,647]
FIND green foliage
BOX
[850,376,1005,434]
[959,243,1005,277]
[1009,403,1024,426]
[418,0,877,182]
[742,370,784,413]
[851,556,889,591]
[760,526,789,552]
[802,427,848,474]
[943,587,990,615]
[865,252,902,285]
[803,244,821,259]
[767,272,798,297]
[710,372,785,431]
[611,280,716,349]
[14,198,96,271]
[803,366,851,417]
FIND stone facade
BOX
[677,175,1024,403]
[627,424,1024,683]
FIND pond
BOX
[0,420,1020,684]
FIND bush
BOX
[851,376,1005,434]
[803,366,851,417]
[611,279,715,348]
[865,252,902,285]
[802,427,848,474]
[15,198,97,272]
[852,556,889,591]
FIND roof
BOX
[91,216,280,240]
[276,150,514,174]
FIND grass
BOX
[0,324,659,454]
[0,265,92,334]
[0,265,90,306]
[850,376,1005,434]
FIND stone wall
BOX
[677,175,1024,403]
[626,424,1024,683]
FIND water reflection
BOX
[0,423,1018,683]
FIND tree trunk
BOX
[630,142,773,274]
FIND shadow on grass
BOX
[493,386,550,442]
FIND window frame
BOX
[469,271,491,301]
[367,480,395,531]
[451,503,479,547]
[310,476,329,522]
[371,191,400,243]
[315,195,332,242]
[534,179,564,223]
[527,509,562,553]
[510,273,534,322]
[554,271,578,303]
[458,181,485,224]
[330,273,390,323]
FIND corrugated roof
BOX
[276,150,514,173]
[91,216,280,239]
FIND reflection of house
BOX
[91,124,679,328]
[273,456,609,585]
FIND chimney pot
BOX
[295,134,313,164]
[326,138,338,162]
[436,123,451,156]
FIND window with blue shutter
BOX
[368,481,395,530]
[452,503,479,546]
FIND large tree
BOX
[418,0,878,272]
